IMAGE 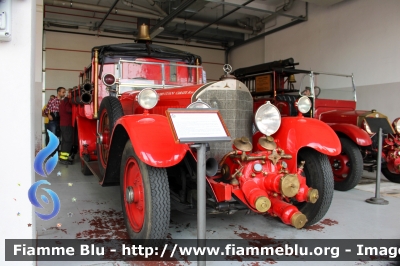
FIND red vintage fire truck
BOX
[233,58,400,191]
[70,27,341,239]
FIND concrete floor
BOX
[35,159,400,266]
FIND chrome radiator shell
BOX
[192,79,253,161]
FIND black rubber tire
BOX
[80,158,93,176]
[381,168,400,183]
[120,140,170,240]
[296,149,334,226]
[333,138,363,191]
[97,96,124,176]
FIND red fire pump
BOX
[218,135,318,228]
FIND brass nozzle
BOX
[307,188,319,203]
[255,196,271,213]
[291,212,307,229]
[280,174,300,198]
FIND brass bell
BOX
[137,23,151,41]
[288,74,296,83]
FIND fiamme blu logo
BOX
[29,131,61,220]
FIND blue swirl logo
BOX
[34,130,59,177]
[28,180,60,220]
[30,130,61,220]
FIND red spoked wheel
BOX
[97,96,123,176]
[123,157,145,232]
[330,154,350,179]
[330,137,363,191]
[120,140,170,239]
[381,166,400,183]
[98,110,111,168]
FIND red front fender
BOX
[254,116,341,171]
[114,114,189,167]
[328,123,372,146]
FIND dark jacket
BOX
[59,97,72,127]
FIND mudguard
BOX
[75,116,97,160]
[328,123,372,146]
[114,114,190,167]
[254,116,341,172]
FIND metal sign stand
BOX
[366,128,389,205]
[166,108,231,266]
[191,143,207,266]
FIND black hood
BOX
[92,43,202,65]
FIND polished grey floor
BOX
[35,159,400,266]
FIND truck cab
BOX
[234,58,400,191]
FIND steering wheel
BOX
[314,86,321,98]
[223,64,232,74]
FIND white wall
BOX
[36,1,44,151]
[0,0,36,265]
[229,38,265,70]
[229,0,400,121]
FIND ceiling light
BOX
[47,22,79,29]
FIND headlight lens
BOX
[362,119,373,134]
[393,118,400,134]
[138,88,159,109]
[296,96,311,114]
[187,99,211,109]
[255,101,281,136]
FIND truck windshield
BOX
[297,72,356,101]
[117,59,204,93]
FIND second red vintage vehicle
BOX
[69,26,341,240]
[233,58,400,191]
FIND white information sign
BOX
[166,109,231,143]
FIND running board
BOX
[85,161,102,180]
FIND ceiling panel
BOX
[43,0,315,47]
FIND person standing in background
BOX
[42,95,55,146]
[59,89,73,164]
[44,87,66,138]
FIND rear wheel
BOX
[330,137,363,191]
[296,149,334,226]
[120,140,170,239]
[381,168,400,183]
[97,96,123,176]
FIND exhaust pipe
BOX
[81,92,92,104]
[73,91,92,104]
[206,158,218,177]
[82,83,93,92]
